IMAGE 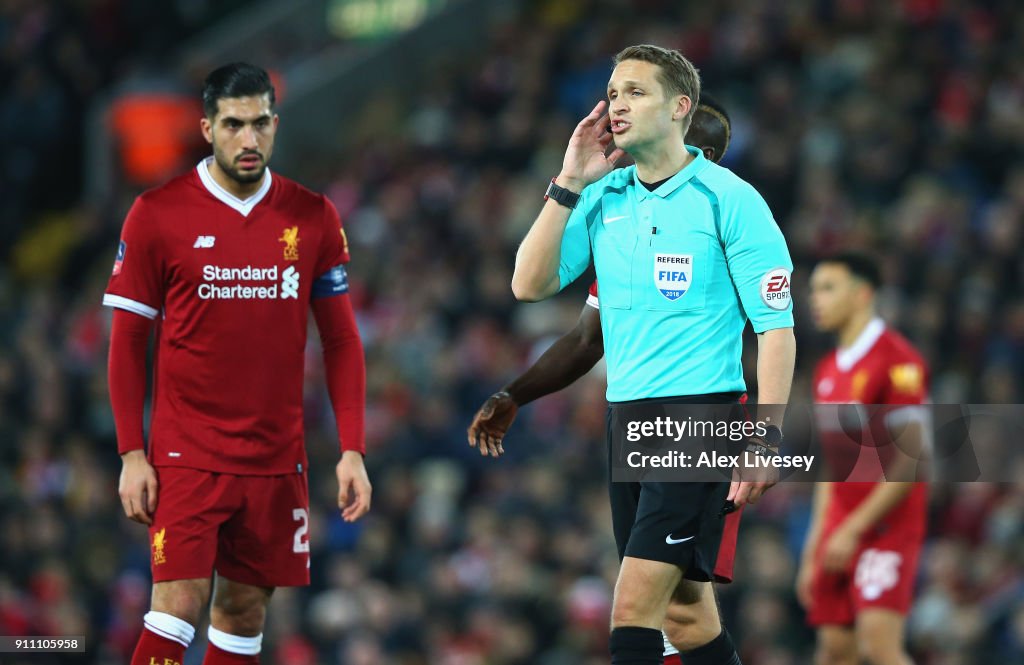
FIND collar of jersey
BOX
[196,156,273,217]
[633,145,708,200]
[836,317,886,371]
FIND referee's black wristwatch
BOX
[745,424,783,456]
[544,178,581,209]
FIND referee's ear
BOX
[671,94,692,122]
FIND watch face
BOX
[764,426,783,447]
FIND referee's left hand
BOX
[728,447,779,507]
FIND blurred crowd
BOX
[2,0,1023,663]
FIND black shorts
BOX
[606,392,742,582]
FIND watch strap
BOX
[544,178,581,209]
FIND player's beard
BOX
[213,147,266,185]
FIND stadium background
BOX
[1,0,1022,663]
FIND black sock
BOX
[679,628,741,665]
[610,626,663,665]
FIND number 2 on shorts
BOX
[292,508,310,553]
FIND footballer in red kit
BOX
[105,63,370,665]
[107,162,352,475]
[799,252,928,665]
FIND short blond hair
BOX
[614,45,701,134]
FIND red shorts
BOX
[807,525,923,626]
[713,507,742,583]
[148,466,310,587]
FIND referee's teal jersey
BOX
[557,146,794,402]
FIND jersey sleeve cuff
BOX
[750,314,794,334]
[103,294,159,319]
[884,405,927,427]
[585,294,600,309]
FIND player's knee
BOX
[152,599,203,627]
[210,604,266,635]
[663,611,719,651]
[662,607,695,643]
[814,645,848,665]
[663,581,719,651]
[210,605,265,636]
[211,587,271,635]
[815,638,855,665]
[857,638,905,665]
[610,597,643,627]
[151,582,208,626]
[611,588,662,627]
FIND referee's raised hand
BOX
[558,100,626,191]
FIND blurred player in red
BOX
[469,98,739,665]
[799,252,929,665]
[105,63,371,665]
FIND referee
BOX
[512,45,796,665]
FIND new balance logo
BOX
[281,266,300,299]
[193,236,216,248]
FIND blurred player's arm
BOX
[879,358,929,483]
[508,304,604,405]
[838,481,917,540]
[821,479,917,573]
[819,417,925,572]
[108,308,159,525]
[819,377,929,570]
[883,413,928,481]
[468,304,603,457]
[796,481,831,608]
[829,414,925,534]
[312,295,371,522]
